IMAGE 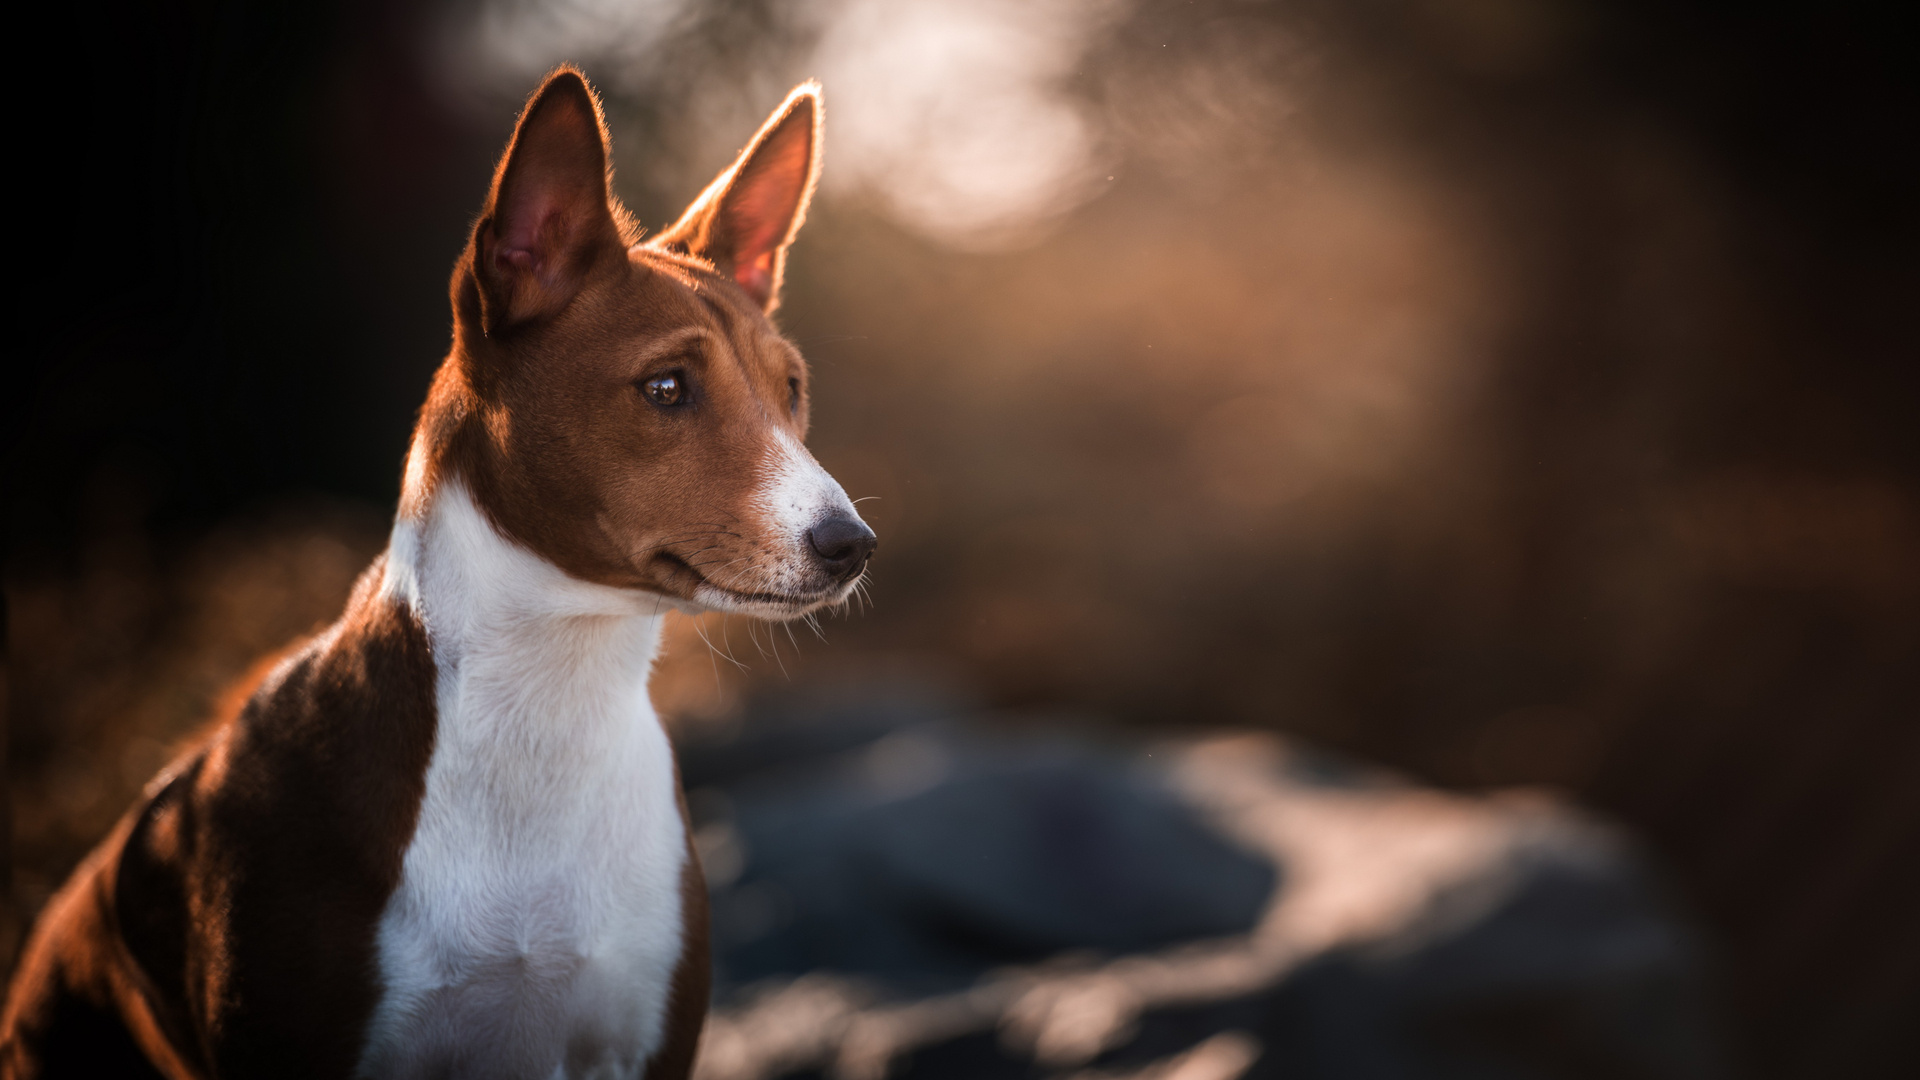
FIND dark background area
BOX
[6,1,1917,1076]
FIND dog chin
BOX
[682,577,858,621]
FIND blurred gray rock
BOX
[677,689,1724,1080]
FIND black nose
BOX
[806,514,877,580]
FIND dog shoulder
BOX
[182,562,439,1075]
[50,558,445,1078]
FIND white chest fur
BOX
[358,482,690,1080]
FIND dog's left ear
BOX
[655,84,821,312]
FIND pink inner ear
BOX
[734,253,776,299]
[718,113,814,290]
[495,187,566,277]
[727,166,804,258]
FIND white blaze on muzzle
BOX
[747,428,864,595]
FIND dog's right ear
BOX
[472,67,622,335]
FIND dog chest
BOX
[357,685,688,1079]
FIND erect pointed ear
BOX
[473,67,623,334]
[654,83,821,312]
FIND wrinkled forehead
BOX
[625,247,799,384]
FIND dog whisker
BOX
[693,618,749,674]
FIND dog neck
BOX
[383,475,674,783]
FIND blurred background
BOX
[6,0,1916,1076]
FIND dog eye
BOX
[641,372,687,407]
[787,377,801,415]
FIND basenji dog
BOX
[3,67,873,1079]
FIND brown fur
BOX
[4,66,834,1077]
[3,562,439,1078]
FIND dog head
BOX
[405,67,873,620]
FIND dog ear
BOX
[474,67,622,334]
[655,83,821,312]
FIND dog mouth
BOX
[650,551,851,617]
